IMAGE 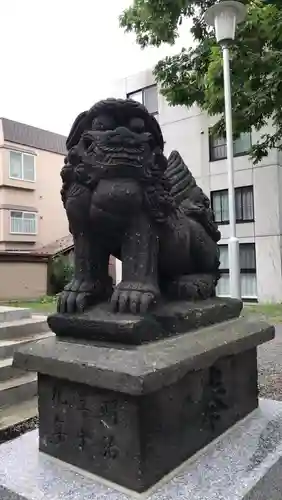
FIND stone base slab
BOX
[48,297,243,345]
[0,399,282,500]
[13,316,273,396]
[12,316,274,491]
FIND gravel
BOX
[258,323,282,401]
[0,416,38,445]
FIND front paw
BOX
[110,281,159,314]
[57,279,110,313]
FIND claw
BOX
[128,291,141,314]
[110,288,120,312]
[118,291,129,313]
[110,282,159,314]
[76,292,89,313]
[57,291,69,313]
[66,291,78,313]
[56,278,107,314]
[57,293,63,313]
[140,292,154,314]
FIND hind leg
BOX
[159,216,220,300]
[163,274,218,300]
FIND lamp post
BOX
[204,1,246,299]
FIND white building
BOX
[111,69,282,303]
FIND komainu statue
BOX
[59,98,221,315]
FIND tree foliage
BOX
[120,0,282,163]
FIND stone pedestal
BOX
[13,303,274,493]
[2,399,282,500]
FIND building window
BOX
[127,85,158,116]
[211,189,229,224]
[9,151,36,182]
[10,211,37,234]
[211,186,254,224]
[209,131,251,161]
[216,243,257,299]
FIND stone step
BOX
[0,315,48,341]
[0,358,26,382]
[0,306,31,323]
[0,397,38,434]
[0,373,37,408]
[0,398,38,444]
[0,331,53,360]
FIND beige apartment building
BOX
[111,69,282,303]
[0,118,69,251]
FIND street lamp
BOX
[204,1,247,299]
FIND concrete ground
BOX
[258,323,282,401]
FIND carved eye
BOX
[92,114,116,131]
[129,117,145,133]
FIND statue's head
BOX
[66,98,164,174]
[64,98,174,222]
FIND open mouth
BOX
[97,155,143,168]
[84,143,146,166]
[83,131,147,153]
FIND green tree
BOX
[120,0,282,163]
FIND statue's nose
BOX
[109,127,137,146]
[115,126,132,136]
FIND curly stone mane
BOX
[62,98,177,223]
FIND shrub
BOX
[49,254,74,294]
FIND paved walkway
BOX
[258,324,282,400]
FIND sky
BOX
[0,0,192,136]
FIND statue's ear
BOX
[66,111,88,151]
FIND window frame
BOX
[127,84,159,116]
[235,185,255,223]
[211,189,229,225]
[211,186,254,225]
[9,210,38,235]
[9,150,36,182]
[239,243,257,274]
[218,244,229,277]
[217,243,257,300]
[209,131,252,162]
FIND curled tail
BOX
[165,150,221,243]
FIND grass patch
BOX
[1,295,57,314]
[244,303,282,323]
